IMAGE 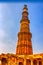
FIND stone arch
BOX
[33,60,37,65]
[19,62,23,65]
[1,58,7,65]
[26,59,31,65]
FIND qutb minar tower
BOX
[0,5,43,65]
[16,5,33,55]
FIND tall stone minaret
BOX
[16,5,33,55]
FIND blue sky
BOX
[0,3,43,54]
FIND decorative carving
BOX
[16,5,33,55]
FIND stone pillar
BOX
[15,58,17,65]
[16,57,19,65]
[0,60,1,65]
[24,58,26,65]
[31,59,33,65]
[7,58,10,65]
[37,60,39,65]
[8,61,10,65]
[42,58,43,65]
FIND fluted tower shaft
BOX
[16,5,33,55]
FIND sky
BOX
[0,3,43,54]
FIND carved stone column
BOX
[15,58,17,65]
[16,58,19,65]
[24,58,26,65]
[0,60,1,65]
[31,59,33,65]
[37,60,39,65]
[42,57,43,65]
[7,58,11,65]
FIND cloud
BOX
[0,4,17,54]
[0,41,6,54]
[0,23,16,54]
[0,28,8,54]
[0,40,17,54]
